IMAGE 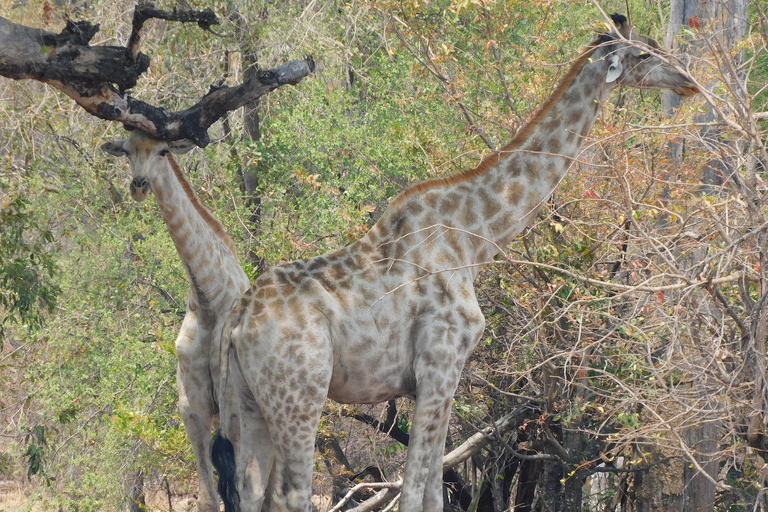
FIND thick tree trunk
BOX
[683,420,719,512]
[539,459,564,512]
[561,429,585,512]
[513,458,540,512]
[127,470,146,512]
[226,10,267,272]
[663,0,749,189]
[242,58,267,273]
[639,2,750,510]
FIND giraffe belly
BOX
[326,333,416,404]
[327,369,415,404]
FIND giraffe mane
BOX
[390,38,602,206]
[166,153,240,258]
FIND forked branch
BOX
[0,2,315,146]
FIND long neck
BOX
[467,46,613,258]
[151,155,247,314]
[370,41,615,274]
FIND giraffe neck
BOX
[150,155,245,313]
[469,45,613,257]
[368,41,615,273]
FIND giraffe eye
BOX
[159,149,170,157]
[639,53,652,60]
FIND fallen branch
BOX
[442,406,534,470]
[340,405,535,512]
[330,481,403,512]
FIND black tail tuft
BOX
[212,429,241,512]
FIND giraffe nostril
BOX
[130,178,150,200]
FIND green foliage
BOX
[23,425,48,479]
[0,191,60,343]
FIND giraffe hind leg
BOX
[236,371,277,511]
[242,346,331,511]
[214,332,276,512]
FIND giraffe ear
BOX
[101,139,128,157]
[605,54,622,83]
[168,139,196,155]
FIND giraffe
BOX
[102,129,250,512]
[212,14,699,512]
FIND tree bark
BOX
[643,2,751,511]
[127,470,146,512]
[242,56,267,272]
[0,11,314,146]
[513,458,541,512]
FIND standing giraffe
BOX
[102,130,250,512]
[212,15,699,512]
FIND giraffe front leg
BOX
[401,323,480,512]
[400,397,452,512]
[175,314,219,512]
[399,389,455,512]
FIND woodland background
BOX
[1,0,767,510]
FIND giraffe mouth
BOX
[130,177,152,202]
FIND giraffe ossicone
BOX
[102,130,250,512]
[212,14,699,512]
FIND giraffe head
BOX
[594,13,700,97]
[101,130,196,202]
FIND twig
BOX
[133,278,180,309]
[387,13,496,150]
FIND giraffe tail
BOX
[212,429,240,512]
[213,317,240,511]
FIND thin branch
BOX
[387,13,496,150]
[343,402,410,446]
[133,278,180,309]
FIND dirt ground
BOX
[0,478,29,512]
[0,476,204,511]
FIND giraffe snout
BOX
[130,177,151,202]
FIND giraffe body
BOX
[213,16,699,512]
[102,131,250,512]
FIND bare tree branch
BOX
[345,485,401,512]
[338,405,534,512]
[442,406,534,470]
[126,1,219,62]
[330,481,403,512]
[0,7,315,146]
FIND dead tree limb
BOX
[342,405,535,512]
[0,3,314,146]
[126,2,219,62]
